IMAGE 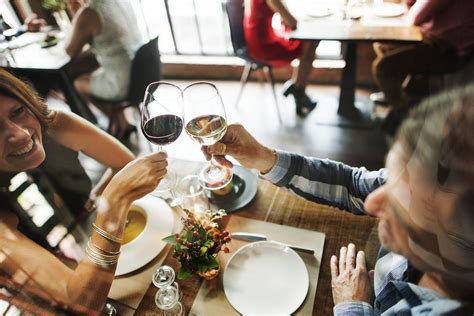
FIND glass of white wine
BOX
[182,82,233,190]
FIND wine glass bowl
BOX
[141,82,183,147]
[141,82,183,193]
[182,82,233,190]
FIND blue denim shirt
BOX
[262,151,471,315]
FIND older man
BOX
[203,85,474,314]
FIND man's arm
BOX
[204,124,386,215]
[262,151,387,215]
[408,0,450,26]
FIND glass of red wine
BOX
[141,82,183,193]
[182,82,233,190]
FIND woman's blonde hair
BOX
[0,69,55,128]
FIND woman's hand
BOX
[202,124,276,174]
[102,152,168,205]
[24,14,47,32]
[330,243,374,305]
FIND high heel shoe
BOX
[282,81,317,118]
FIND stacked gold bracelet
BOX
[86,239,120,266]
[92,223,123,244]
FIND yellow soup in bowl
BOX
[122,206,147,245]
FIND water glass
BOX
[174,175,210,216]
[153,266,185,315]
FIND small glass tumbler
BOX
[155,286,185,316]
[152,266,185,316]
[174,175,210,216]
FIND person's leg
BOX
[73,73,113,118]
[373,42,403,58]
[74,73,93,98]
[371,42,411,105]
[294,41,318,91]
[372,40,459,111]
[65,50,99,80]
[282,41,319,117]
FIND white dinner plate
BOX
[372,3,405,17]
[307,6,334,18]
[115,195,174,276]
[223,241,309,315]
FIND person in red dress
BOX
[244,0,318,117]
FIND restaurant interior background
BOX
[2,0,472,314]
[1,0,393,186]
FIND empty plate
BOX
[372,3,405,17]
[223,241,309,314]
[115,195,174,276]
[307,6,334,18]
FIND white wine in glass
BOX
[182,82,233,190]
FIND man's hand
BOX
[202,124,276,174]
[330,243,374,305]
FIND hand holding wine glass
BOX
[141,82,183,193]
[182,82,233,190]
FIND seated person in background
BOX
[0,70,167,313]
[203,86,474,314]
[0,13,46,36]
[244,0,318,117]
[372,0,474,134]
[23,14,47,32]
[64,0,146,130]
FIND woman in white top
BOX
[65,0,146,101]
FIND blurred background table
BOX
[0,31,97,123]
[132,160,380,315]
[288,2,422,127]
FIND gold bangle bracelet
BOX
[87,239,121,255]
[85,245,118,266]
[86,247,118,263]
[92,223,123,244]
[87,240,121,258]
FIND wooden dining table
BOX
[287,1,422,128]
[0,31,97,123]
[125,160,381,315]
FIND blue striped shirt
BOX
[262,151,471,315]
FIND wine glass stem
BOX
[210,155,218,169]
[207,156,224,179]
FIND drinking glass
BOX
[174,175,210,216]
[153,266,185,316]
[182,82,233,190]
[141,82,183,193]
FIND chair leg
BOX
[235,62,253,110]
[263,65,283,125]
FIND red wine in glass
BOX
[142,114,183,146]
[141,82,183,193]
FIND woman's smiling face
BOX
[0,94,45,172]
